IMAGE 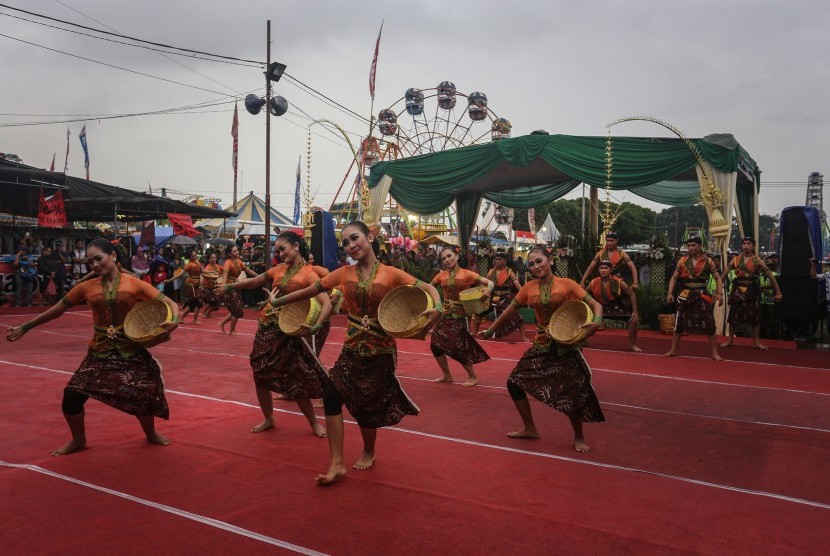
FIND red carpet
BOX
[1,308,828,554]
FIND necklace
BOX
[539,276,553,306]
[102,271,121,339]
[277,261,305,295]
[356,261,381,326]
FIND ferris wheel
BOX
[328,82,511,236]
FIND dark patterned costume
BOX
[249,263,326,398]
[673,255,719,335]
[588,276,632,320]
[508,277,604,423]
[222,257,248,318]
[180,259,204,311]
[487,266,525,338]
[430,267,490,365]
[62,274,169,418]
[726,254,765,327]
[199,262,223,312]
[318,265,421,428]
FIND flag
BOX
[528,208,536,234]
[231,101,239,175]
[49,153,55,172]
[139,220,156,246]
[79,125,90,180]
[369,21,384,101]
[293,155,302,225]
[167,213,200,238]
[38,189,68,228]
[63,127,70,172]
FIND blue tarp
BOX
[130,226,174,249]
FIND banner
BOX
[293,155,301,225]
[167,213,200,238]
[38,189,68,228]
[369,21,383,101]
[139,220,156,246]
[528,208,536,234]
[79,125,90,180]
[231,101,239,175]
[63,127,70,172]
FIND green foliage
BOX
[400,260,438,284]
[634,281,668,330]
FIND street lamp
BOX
[243,20,288,269]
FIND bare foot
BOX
[629,345,642,352]
[146,432,171,446]
[315,463,347,485]
[663,351,676,357]
[507,429,540,439]
[311,422,327,438]
[192,320,202,325]
[720,341,733,348]
[229,331,237,336]
[52,439,86,456]
[432,376,453,383]
[251,419,275,433]
[574,439,590,453]
[462,377,478,387]
[754,344,769,350]
[353,451,375,470]
[712,354,724,362]
[218,322,226,334]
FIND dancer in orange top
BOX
[199,251,223,318]
[267,221,441,484]
[429,246,493,386]
[6,238,179,455]
[217,244,257,335]
[473,249,529,341]
[177,247,204,325]
[218,231,331,436]
[580,231,639,292]
[481,245,604,453]
[588,260,641,351]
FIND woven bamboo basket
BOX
[547,300,593,345]
[658,313,676,335]
[201,270,220,280]
[331,287,344,315]
[378,285,434,339]
[278,298,322,336]
[459,287,490,316]
[124,299,173,345]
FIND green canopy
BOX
[368,133,760,250]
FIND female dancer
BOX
[480,245,604,453]
[6,238,178,455]
[200,251,223,318]
[178,247,205,325]
[217,244,257,334]
[216,232,331,436]
[429,246,493,386]
[267,221,441,484]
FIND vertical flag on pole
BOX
[231,101,239,176]
[79,125,90,180]
[528,208,536,234]
[63,127,70,172]
[49,153,55,172]
[293,155,302,225]
[369,21,384,101]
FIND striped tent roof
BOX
[198,191,293,230]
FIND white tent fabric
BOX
[198,192,293,231]
[538,213,560,243]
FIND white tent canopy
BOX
[538,213,560,243]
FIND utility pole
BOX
[264,20,271,270]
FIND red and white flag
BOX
[369,21,384,101]
[231,101,239,176]
[49,153,55,172]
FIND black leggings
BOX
[62,388,89,415]
[507,380,527,401]
[321,377,343,417]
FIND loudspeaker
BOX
[309,210,339,271]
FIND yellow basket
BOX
[378,285,434,339]
[547,300,593,345]
[658,313,676,335]
[124,299,173,345]
[278,297,322,336]
[458,287,490,316]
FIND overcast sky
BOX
[1,0,828,220]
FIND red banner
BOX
[38,189,68,228]
[139,220,156,246]
[167,213,200,238]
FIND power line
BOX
[0,2,262,64]
[0,32,242,98]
